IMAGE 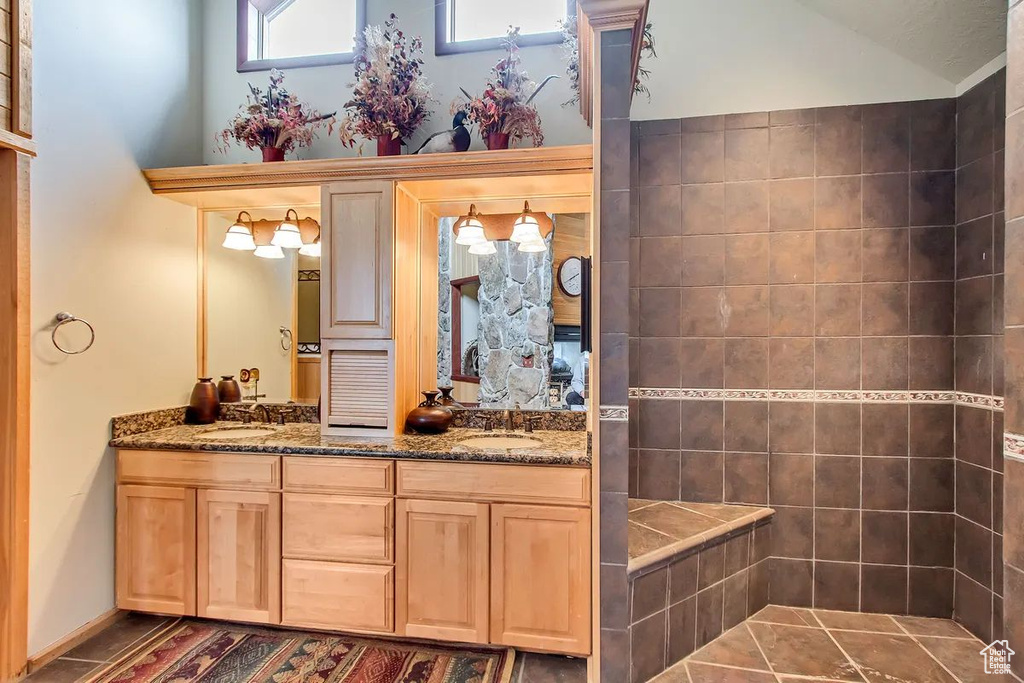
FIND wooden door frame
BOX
[0,148,31,681]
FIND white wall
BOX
[30,0,203,655]
[632,0,959,121]
[202,0,592,164]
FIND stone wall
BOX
[437,217,453,387]
[477,237,555,408]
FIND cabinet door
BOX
[116,485,196,615]
[490,504,591,655]
[396,499,489,643]
[197,489,280,624]
[321,181,394,339]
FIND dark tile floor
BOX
[653,606,1012,683]
[26,613,588,683]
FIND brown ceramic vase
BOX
[437,386,463,408]
[405,390,453,434]
[187,377,220,425]
[217,375,242,403]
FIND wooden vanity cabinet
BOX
[115,484,196,616]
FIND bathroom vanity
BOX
[112,146,597,658]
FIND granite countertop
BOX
[110,422,590,467]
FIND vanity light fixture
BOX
[254,244,285,259]
[510,201,543,245]
[518,238,546,253]
[468,240,497,255]
[271,209,304,249]
[222,211,257,251]
[298,228,321,258]
[454,204,486,246]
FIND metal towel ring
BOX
[52,312,95,355]
[280,326,293,351]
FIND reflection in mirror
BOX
[437,213,590,410]
[204,208,320,404]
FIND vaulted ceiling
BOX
[795,0,1006,83]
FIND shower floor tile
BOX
[654,606,1012,683]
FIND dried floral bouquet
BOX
[217,69,335,161]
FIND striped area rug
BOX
[88,621,516,683]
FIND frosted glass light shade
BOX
[456,219,486,246]
[222,223,256,250]
[298,239,321,258]
[271,220,304,249]
[254,244,285,259]
[468,240,497,255]
[518,238,546,253]
[510,214,542,244]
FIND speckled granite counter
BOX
[110,422,590,467]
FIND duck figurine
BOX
[413,111,472,155]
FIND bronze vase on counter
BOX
[405,391,453,434]
[217,375,242,403]
[437,386,463,408]
[186,378,220,425]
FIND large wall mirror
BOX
[434,210,591,410]
[203,207,321,404]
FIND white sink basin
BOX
[195,426,279,440]
[457,435,543,449]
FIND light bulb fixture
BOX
[222,211,256,251]
[518,238,546,253]
[298,227,321,258]
[455,204,486,246]
[468,240,497,255]
[271,209,304,249]
[254,244,285,259]
[510,201,543,244]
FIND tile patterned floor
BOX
[26,613,587,683]
[653,605,1015,683]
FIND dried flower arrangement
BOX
[216,69,335,162]
[452,28,557,150]
[560,20,656,105]
[342,13,434,156]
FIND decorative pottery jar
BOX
[405,390,453,434]
[437,386,463,408]
[217,375,242,403]
[187,378,220,425]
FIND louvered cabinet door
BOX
[322,339,394,433]
[320,181,395,339]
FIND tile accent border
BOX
[1006,433,1024,463]
[600,405,629,421]
[628,388,1003,410]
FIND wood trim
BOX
[0,148,29,681]
[143,145,594,195]
[27,609,126,673]
[9,0,28,138]
[236,0,365,72]
[0,127,34,156]
[578,0,646,29]
[196,211,207,378]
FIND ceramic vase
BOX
[217,375,242,403]
[485,132,510,150]
[437,386,463,408]
[377,136,402,156]
[187,378,220,425]
[405,390,453,434]
[262,147,285,162]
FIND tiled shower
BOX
[624,69,1011,672]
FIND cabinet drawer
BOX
[283,457,394,495]
[283,493,393,564]
[282,559,394,634]
[397,461,591,506]
[117,450,280,490]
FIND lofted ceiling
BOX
[795,0,1006,83]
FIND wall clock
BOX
[557,256,583,297]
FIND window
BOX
[435,0,572,55]
[237,0,366,72]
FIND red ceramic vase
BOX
[262,147,285,162]
[485,132,510,150]
[377,136,402,156]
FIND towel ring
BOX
[52,312,95,355]
[280,326,293,351]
